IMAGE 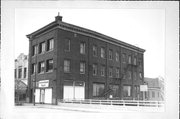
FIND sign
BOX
[38,80,49,88]
[140,85,148,91]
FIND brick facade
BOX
[27,15,145,104]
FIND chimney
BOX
[55,12,62,21]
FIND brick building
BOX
[27,15,145,104]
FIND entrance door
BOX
[44,88,52,104]
[40,89,45,103]
[75,86,84,99]
[35,89,40,103]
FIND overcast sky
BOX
[15,8,165,78]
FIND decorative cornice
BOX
[27,20,145,53]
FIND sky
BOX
[15,8,165,78]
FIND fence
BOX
[58,99,164,107]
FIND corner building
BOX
[27,15,145,104]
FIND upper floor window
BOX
[116,68,120,78]
[93,64,97,76]
[38,61,45,73]
[31,63,36,74]
[15,69,17,78]
[65,39,70,51]
[80,62,85,74]
[93,45,98,57]
[128,55,132,64]
[127,71,132,80]
[32,45,38,56]
[100,65,105,76]
[109,49,113,60]
[39,42,45,54]
[115,52,119,62]
[46,59,53,72]
[80,42,85,54]
[139,72,142,79]
[133,72,137,80]
[122,53,126,63]
[24,68,27,78]
[18,67,22,78]
[101,47,105,58]
[133,57,137,65]
[47,38,54,51]
[64,60,70,73]
[109,67,113,77]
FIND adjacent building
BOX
[14,53,28,102]
[27,14,145,104]
[144,77,164,101]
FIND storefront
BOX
[63,80,85,100]
[35,80,52,104]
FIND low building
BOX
[144,77,164,101]
[14,53,28,102]
[27,14,145,104]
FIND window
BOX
[139,72,142,79]
[32,45,38,56]
[18,67,22,78]
[80,62,85,74]
[80,42,85,54]
[24,68,27,78]
[64,60,70,73]
[65,39,70,51]
[128,55,132,64]
[127,71,132,80]
[110,85,119,97]
[123,85,132,97]
[116,68,120,78]
[109,49,113,60]
[93,64,97,76]
[39,42,45,54]
[46,59,53,72]
[93,45,97,57]
[101,47,105,58]
[93,83,105,97]
[133,57,137,65]
[15,69,17,78]
[115,52,119,62]
[133,72,137,80]
[38,61,45,73]
[152,91,155,98]
[47,38,54,51]
[109,67,113,77]
[122,53,126,63]
[31,63,36,74]
[134,86,139,98]
[100,65,105,76]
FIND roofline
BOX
[27,20,145,53]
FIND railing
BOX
[58,99,164,107]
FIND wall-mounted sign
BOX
[140,85,148,91]
[38,80,49,88]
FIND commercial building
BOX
[144,77,164,101]
[14,53,28,102]
[27,14,145,104]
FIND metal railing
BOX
[58,99,164,107]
